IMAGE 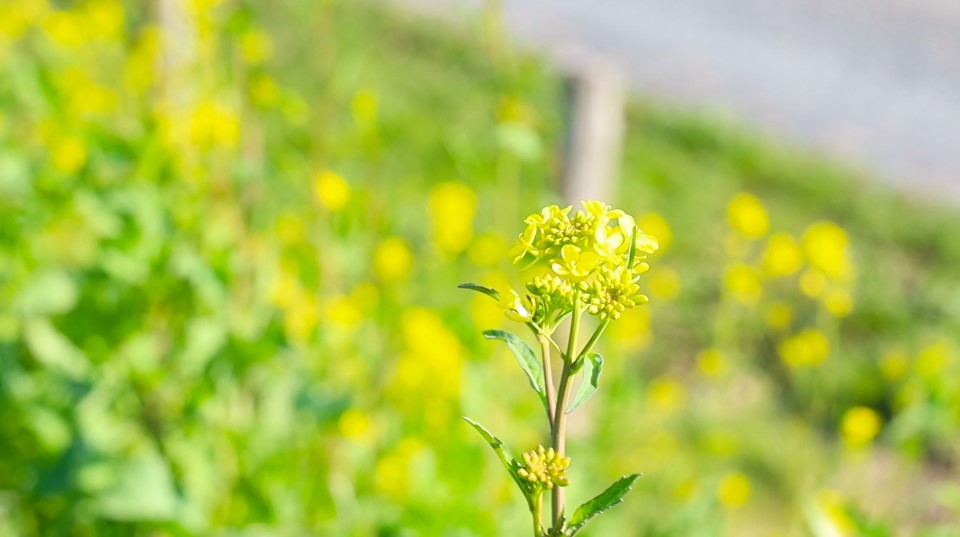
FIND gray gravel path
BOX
[388,0,960,200]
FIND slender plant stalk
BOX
[537,334,557,426]
[551,300,582,529]
[532,493,543,537]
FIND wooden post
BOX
[560,56,625,204]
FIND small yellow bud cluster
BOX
[518,445,571,489]
[507,201,657,324]
[581,265,650,320]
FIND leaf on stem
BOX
[457,282,500,301]
[462,417,535,509]
[565,353,603,414]
[565,474,641,536]
[483,330,546,400]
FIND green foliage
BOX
[483,330,547,402]
[566,474,641,535]
[566,353,603,414]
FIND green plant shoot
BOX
[460,201,658,536]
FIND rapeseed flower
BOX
[312,170,351,211]
[727,192,768,239]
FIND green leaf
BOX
[483,330,544,397]
[458,282,500,301]
[566,474,641,536]
[463,417,533,508]
[566,353,603,414]
[626,222,639,268]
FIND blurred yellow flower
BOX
[249,74,280,108]
[915,339,953,379]
[339,408,374,443]
[840,406,882,448]
[638,212,672,253]
[823,288,853,317]
[779,329,830,367]
[727,192,769,239]
[717,472,751,509]
[43,10,85,47]
[312,170,351,211]
[323,295,361,330]
[52,136,87,174]
[810,490,856,537]
[241,29,274,65]
[352,89,378,125]
[880,350,909,381]
[85,0,124,40]
[467,233,507,267]
[646,377,687,414]
[649,266,681,300]
[762,233,803,277]
[428,181,476,254]
[697,348,728,378]
[765,301,793,330]
[190,100,240,148]
[374,237,413,282]
[282,294,319,343]
[802,221,852,281]
[724,263,762,305]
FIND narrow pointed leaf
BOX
[626,223,639,268]
[566,474,641,536]
[457,283,500,301]
[462,417,533,508]
[566,353,603,414]
[482,330,544,397]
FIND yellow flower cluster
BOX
[518,445,571,489]
[508,201,657,325]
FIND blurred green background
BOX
[2,0,960,535]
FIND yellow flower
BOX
[778,329,830,367]
[638,212,672,253]
[312,170,351,211]
[879,350,908,381]
[823,288,853,317]
[428,181,476,254]
[498,288,535,323]
[52,136,87,174]
[323,295,361,330]
[85,0,124,40]
[802,221,852,280]
[840,406,882,448]
[727,192,769,239]
[762,233,803,277]
[724,263,762,305]
[352,88,378,125]
[373,237,413,282]
[339,408,374,443]
[648,266,680,300]
[189,100,240,148]
[518,446,571,489]
[646,377,686,413]
[717,472,751,509]
[249,74,280,108]
[552,244,600,280]
[765,301,793,330]
[697,348,728,378]
[241,29,274,65]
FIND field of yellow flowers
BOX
[2,0,960,536]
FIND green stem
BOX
[537,334,557,426]
[551,298,582,530]
[532,492,543,537]
[575,319,610,365]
